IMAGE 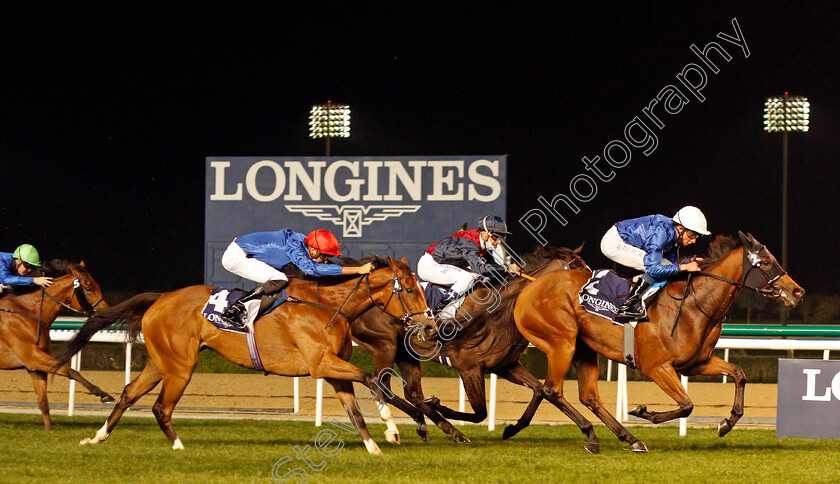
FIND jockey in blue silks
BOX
[0,244,53,295]
[600,206,710,322]
[219,229,372,328]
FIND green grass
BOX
[1,414,838,483]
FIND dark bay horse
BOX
[512,232,805,453]
[0,260,112,429]
[54,257,433,454]
[349,245,590,443]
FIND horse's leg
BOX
[393,359,429,442]
[572,346,647,452]
[627,363,694,424]
[325,378,381,455]
[540,344,601,454]
[498,362,545,440]
[684,355,746,437]
[427,368,488,423]
[151,371,194,450]
[81,359,162,446]
[28,370,51,430]
[16,346,114,403]
[363,345,402,445]
[310,353,430,440]
[394,358,470,443]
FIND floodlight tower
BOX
[764,93,809,324]
[309,101,351,156]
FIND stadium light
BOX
[309,101,351,156]
[764,93,809,324]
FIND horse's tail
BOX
[53,292,162,369]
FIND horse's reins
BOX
[2,275,104,342]
[287,267,427,330]
[668,259,787,337]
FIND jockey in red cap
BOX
[220,228,372,328]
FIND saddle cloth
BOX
[578,270,638,324]
[201,287,287,333]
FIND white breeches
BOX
[221,241,289,284]
[417,253,480,319]
[600,226,647,272]
[417,253,479,294]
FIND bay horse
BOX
[348,245,590,443]
[54,257,433,454]
[512,232,805,453]
[0,260,112,429]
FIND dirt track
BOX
[0,370,777,427]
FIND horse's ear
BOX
[400,256,409,266]
[737,231,754,250]
[80,261,87,269]
[574,242,585,254]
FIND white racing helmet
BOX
[673,206,710,235]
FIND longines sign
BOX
[777,359,840,438]
[204,156,507,287]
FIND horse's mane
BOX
[281,256,390,286]
[520,245,582,271]
[698,235,741,270]
[39,259,81,277]
[445,246,580,352]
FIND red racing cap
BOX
[305,229,343,256]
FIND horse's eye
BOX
[406,288,414,294]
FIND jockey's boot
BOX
[616,278,652,323]
[433,289,459,315]
[222,279,288,329]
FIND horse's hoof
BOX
[629,441,648,453]
[452,432,471,444]
[502,425,521,440]
[79,438,95,446]
[416,425,430,442]
[718,419,732,437]
[100,394,115,404]
[423,396,441,407]
[384,430,400,445]
[628,405,646,417]
[584,440,600,454]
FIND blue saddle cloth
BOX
[423,283,448,311]
[201,287,287,333]
[578,270,636,323]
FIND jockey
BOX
[0,244,53,295]
[220,229,372,328]
[600,206,709,322]
[417,215,522,320]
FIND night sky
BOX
[2,3,838,298]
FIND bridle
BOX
[1,271,105,343]
[295,263,431,329]
[44,272,106,317]
[669,236,788,335]
[365,269,433,325]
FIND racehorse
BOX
[512,232,805,453]
[348,245,590,443]
[53,257,433,454]
[0,260,112,429]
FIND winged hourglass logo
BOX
[285,205,421,237]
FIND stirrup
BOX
[221,302,247,329]
[433,297,454,315]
